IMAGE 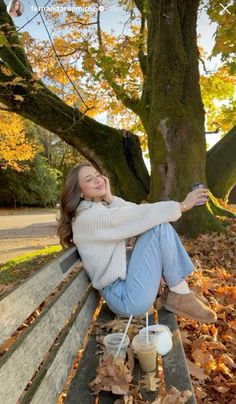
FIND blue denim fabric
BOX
[99,223,194,316]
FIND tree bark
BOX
[206,125,236,200]
[142,0,225,234]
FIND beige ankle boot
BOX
[161,286,210,306]
[164,291,217,323]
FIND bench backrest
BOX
[0,247,99,404]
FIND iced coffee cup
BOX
[139,324,173,356]
[132,333,157,372]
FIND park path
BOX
[0,209,60,264]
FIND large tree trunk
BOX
[142,0,224,235]
[206,125,236,200]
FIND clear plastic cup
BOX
[103,333,130,359]
[132,333,157,372]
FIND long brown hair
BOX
[57,163,91,248]
[9,0,22,16]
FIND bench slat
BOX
[158,308,197,404]
[0,247,80,345]
[0,268,90,404]
[65,303,114,404]
[22,289,99,404]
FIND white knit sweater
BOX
[72,196,182,290]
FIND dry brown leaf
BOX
[186,359,210,381]
[126,347,134,373]
[201,340,226,351]
[151,385,193,404]
[192,348,217,373]
[114,387,146,404]
[213,385,231,393]
[140,372,159,392]
[89,355,132,395]
[218,354,236,369]
[98,318,145,335]
[180,330,192,345]
[194,385,208,399]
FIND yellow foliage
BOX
[0,112,37,171]
[13,95,24,102]
[0,65,12,76]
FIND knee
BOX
[153,222,172,235]
[124,298,154,317]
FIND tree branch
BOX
[133,0,145,16]
[0,0,32,71]
[137,13,147,77]
[199,57,209,75]
[0,37,32,78]
[96,9,141,115]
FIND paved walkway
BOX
[0,209,60,264]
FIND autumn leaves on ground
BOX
[178,218,236,403]
[87,218,236,404]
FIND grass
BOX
[0,245,62,285]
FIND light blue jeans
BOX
[100,223,194,316]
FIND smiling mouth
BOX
[95,185,105,190]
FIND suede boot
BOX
[163,290,217,323]
[161,285,210,306]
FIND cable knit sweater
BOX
[72,196,182,290]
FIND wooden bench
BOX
[0,247,196,404]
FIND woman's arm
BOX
[79,200,181,241]
[77,187,208,241]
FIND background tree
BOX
[0,0,235,235]
[0,110,37,170]
[0,154,60,207]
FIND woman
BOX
[58,163,216,323]
[8,0,23,17]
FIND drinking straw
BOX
[146,311,149,345]
[114,314,133,359]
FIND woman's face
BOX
[14,1,20,11]
[78,166,106,202]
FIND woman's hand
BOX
[180,187,208,212]
[102,175,113,204]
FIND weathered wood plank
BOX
[0,268,90,404]
[65,303,114,404]
[0,247,80,345]
[22,289,100,404]
[158,308,197,404]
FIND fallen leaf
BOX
[194,385,208,399]
[192,348,217,373]
[151,385,193,403]
[218,354,236,369]
[180,330,192,345]
[89,355,132,395]
[186,359,210,381]
[126,347,134,373]
[213,385,230,393]
[140,372,159,392]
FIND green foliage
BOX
[207,0,236,73]
[200,67,236,133]
[0,154,61,207]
